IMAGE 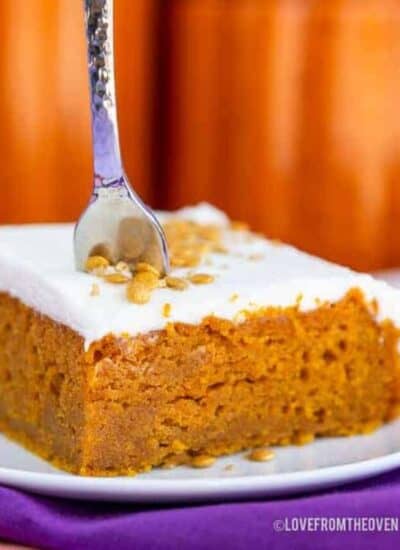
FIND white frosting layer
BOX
[1,203,400,348]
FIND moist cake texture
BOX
[0,203,400,475]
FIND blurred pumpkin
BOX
[160,0,400,271]
[0,0,157,224]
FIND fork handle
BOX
[84,0,124,185]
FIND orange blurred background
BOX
[1,0,400,271]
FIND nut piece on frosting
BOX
[133,271,160,290]
[188,273,215,285]
[164,218,223,268]
[165,276,188,291]
[103,273,130,284]
[84,217,229,304]
[126,270,162,304]
[135,262,161,278]
[85,255,110,273]
[162,303,172,318]
[126,280,151,305]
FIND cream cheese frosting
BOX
[1,203,400,348]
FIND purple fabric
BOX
[1,470,400,549]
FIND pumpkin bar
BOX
[1,203,400,476]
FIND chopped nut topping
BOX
[165,276,188,291]
[135,262,161,278]
[133,271,160,290]
[85,255,110,272]
[126,281,151,304]
[162,303,172,318]
[125,268,162,304]
[190,455,216,468]
[170,254,200,268]
[163,219,223,269]
[90,283,100,297]
[188,273,215,285]
[84,218,228,305]
[246,448,275,462]
[103,273,130,284]
[115,261,130,273]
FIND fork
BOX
[74,0,169,274]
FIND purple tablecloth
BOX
[1,469,400,549]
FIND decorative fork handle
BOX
[84,0,123,187]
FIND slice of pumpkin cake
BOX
[0,203,399,475]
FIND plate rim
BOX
[1,449,400,503]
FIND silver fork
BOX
[74,0,169,274]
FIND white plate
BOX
[1,419,400,503]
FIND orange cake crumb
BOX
[1,288,400,476]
